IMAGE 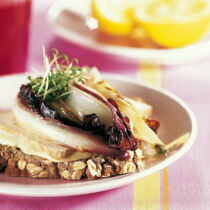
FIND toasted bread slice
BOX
[0,144,143,180]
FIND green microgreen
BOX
[155,144,167,155]
[28,47,85,102]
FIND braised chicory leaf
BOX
[74,83,138,151]
[85,79,164,146]
[64,85,113,126]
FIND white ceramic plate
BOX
[48,0,210,65]
[0,74,197,197]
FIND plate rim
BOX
[0,73,198,197]
[47,0,210,65]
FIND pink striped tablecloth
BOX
[1,1,210,209]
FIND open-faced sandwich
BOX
[0,48,166,180]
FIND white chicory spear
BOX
[65,85,113,126]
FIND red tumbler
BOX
[0,0,31,75]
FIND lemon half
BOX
[92,0,133,36]
[135,0,210,47]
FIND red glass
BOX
[0,0,31,75]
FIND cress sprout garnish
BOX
[28,47,85,102]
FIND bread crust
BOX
[0,144,144,180]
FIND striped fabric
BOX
[134,63,169,210]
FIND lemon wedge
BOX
[92,0,133,36]
[135,0,210,47]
